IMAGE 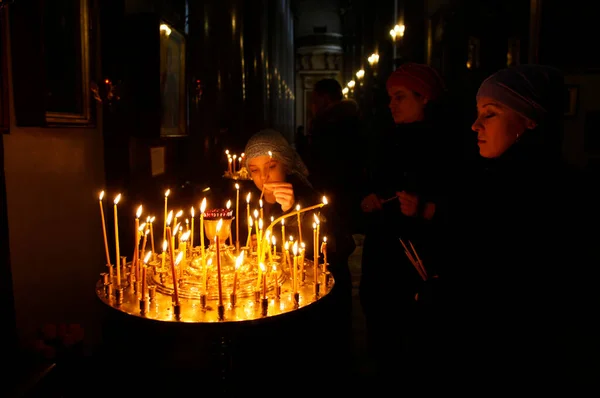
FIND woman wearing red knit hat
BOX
[358,62,458,390]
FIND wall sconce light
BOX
[355,69,365,79]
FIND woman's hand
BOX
[397,191,419,217]
[361,193,382,213]
[263,182,295,212]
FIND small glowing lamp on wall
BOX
[355,69,365,79]
[160,23,172,36]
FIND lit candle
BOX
[260,262,267,299]
[271,235,276,257]
[258,218,264,263]
[185,218,189,231]
[235,183,240,253]
[238,154,243,171]
[314,214,320,249]
[296,204,303,244]
[259,199,264,220]
[271,264,278,293]
[189,206,195,256]
[215,219,224,306]
[281,219,285,259]
[226,200,233,246]
[300,242,306,282]
[313,222,318,291]
[232,251,244,296]
[148,216,155,254]
[161,240,167,269]
[321,237,328,274]
[200,198,207,265]
[142,250,152,301]
[113,194,122,286]
[98,191,112,272]
[246,217,253,249]
[163,189,170,242]
[166,212,180,305]
[133,205,142,281]
[292,241,298,294]
[265,229,272,262]
[228,157,233,174]
[179,230,190,261]
[141,228,149,262]
[246,192,251,243]
[284,240,290,274]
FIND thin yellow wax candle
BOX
[314,214,320,250]
[161,240,167,269]
[142,250,152,301]
[272,236,276,257]
[226,200,233,246]
[113,194,122,286]
[190,207,195,253]
[232,251,244,296]
[292,241,298,293]
[281,219,285,258]
[246,217,253,248]
[98,192,111,268]
[133,205,142,279]
[313,223,318,289]
[141,229,149,262]
[284,241,290,273]
[260,263,267,299]
[148,216,155,254]
[246,193,251,239]
[235,184,240,253]
[200,198,207,265]
[166,226,180,304]
[322,237,328,273]
[185,218,189,232]
[296,204,303,244]
[228,157,233,174]
[271,264,278,293]
[215,219,224,306]
[265,229,272,263]
[299,242,306,282]
[163,189,170,242]
[259,199,263,220]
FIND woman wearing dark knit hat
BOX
[431,65,598,393]
[357,62,460,389]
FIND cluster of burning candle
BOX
[225,150,245,175]
[97,186,330,320]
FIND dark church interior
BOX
[2,0,599,396]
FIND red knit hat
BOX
[386,63,445,100]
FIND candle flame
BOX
[146,215,151,222]
[235,252,244,270]
[138,223,146,231]
[322,196,328,205]
[268,151,272,158]
[150,216,155,223]
[99,191,104,200]
[166,210,173,226]
[284,241,289,250]
[185,218,189,225]
[162,240,168,252]
[253,209,259,219]
[271,236,276,245]
[313,222,316,229]
[289,235,294,241]
[180,230,191,242]
[314,214,320,224]
[323,236,327,242]
[235,183,239,190]
[200,198,207,212]
[225,149,229,155]
[272,264,276,272]
[228,158,232,163]
[216,218,223,232]
[207,258,213,266]
[260,262,266,272]
[114,194,121,205]
[165,189,170,197]
[246,192,251,203]
[258,219,263,230]
[265,229,271,240]
[226,200,231,209]
[249,217,253,227]
[143,251,152,264]
[259,199,263,208]
[296,204,300,211]
[281,218,284,225]
[292,241,298,255]
[136,205,143,218]
[301,242,306,249]
[144,229,150,235]
[270,216,274,223]
[175,251,184,266]
[191,207,195,217]
[241,153,245,158]
[175,210,183,218]
[174,223,180,232]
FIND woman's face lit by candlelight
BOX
[247,155,286,193]
[387,85,428,124]
[472,97,536,158]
